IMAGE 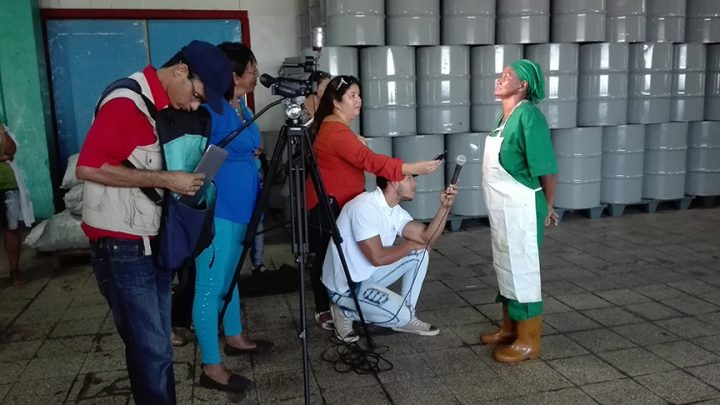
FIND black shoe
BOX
[198,372,253,393]
[224,339,275,356]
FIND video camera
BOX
[259,56,319,99]
[260,27,324,99]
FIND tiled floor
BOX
[1,203,719,404]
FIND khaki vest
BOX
[82,73,164,237]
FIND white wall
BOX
[39,0,304,132]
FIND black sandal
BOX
[198,371,253,393]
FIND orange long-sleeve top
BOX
[306,121,404,210]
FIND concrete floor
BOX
[1,203,720,404]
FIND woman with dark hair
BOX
[306,75,441,331]
[193,42,273,393]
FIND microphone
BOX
[450,154,467,185]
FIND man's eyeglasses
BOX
[190,79,205,103]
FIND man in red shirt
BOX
[76,40,233,404]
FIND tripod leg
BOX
[301,131,376,348]
[285,125,312,405]
[217,126,289,324]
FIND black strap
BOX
[120,160,163,204]
[95,77,158,119]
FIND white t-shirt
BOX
[322,187,414,294]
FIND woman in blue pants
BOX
[193,42,274,393]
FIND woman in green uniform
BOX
[479,59,558,363]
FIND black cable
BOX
[320,335,393,374]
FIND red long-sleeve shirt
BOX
[306,121,404,210]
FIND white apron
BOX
[481,101,542,303]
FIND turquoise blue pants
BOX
[193,217,247,365]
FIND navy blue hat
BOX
[181,40,232,114]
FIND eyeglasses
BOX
[335,76,348,91]
[189,79,205,103]
[243,66,259,76]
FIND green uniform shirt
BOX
[497,101,558,244]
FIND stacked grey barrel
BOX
[578,43,629,126]
[643,122,689,200]
[628,42,673,124]
[602,125,645,204]
[671,43,706,122]
[686,121,720,196]
[526,43,579,129]
[296,0,720,225]
[707,45,720,120]
[442,0,495,45]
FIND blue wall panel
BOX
[147,20,242,66]
[47,20,148,166]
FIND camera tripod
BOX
[217,99,375,404]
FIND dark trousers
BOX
[90,238,176,405]
[307,198,339,314]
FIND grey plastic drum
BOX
[552,127,603,209]
[671,43,706,122]
[394,135,446,219]
[643,122,688,200]
[326,0,384,46]
[525,43,579,129]
[446,133,488,216]
[360,47,416,137]
[496,0,550,44]
[601,125,645,203]
[628,43,673,124]
[417,46,471,134]
[551,0,606,43]
[647,0,686,42]
[578,43,629,126]
[470,45,524,131]
[686,0,720,43]
[363,137,394,192]
[442,0,495,45]
[386,0,440,46]
[606,0,647,43]
[686,121,720,196]
[303,46,359,77]
[706,45,720,121]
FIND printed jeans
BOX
[89,238,175,405]
[329,250,429,327]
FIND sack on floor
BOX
[26,210,88,252]
[63,184,84,216]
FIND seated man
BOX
[322,175,458,342]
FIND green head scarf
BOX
[511,59,545,104]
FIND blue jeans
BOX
[328,250,429,327]
[90,238,176,405]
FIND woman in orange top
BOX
[306,75,440,329]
